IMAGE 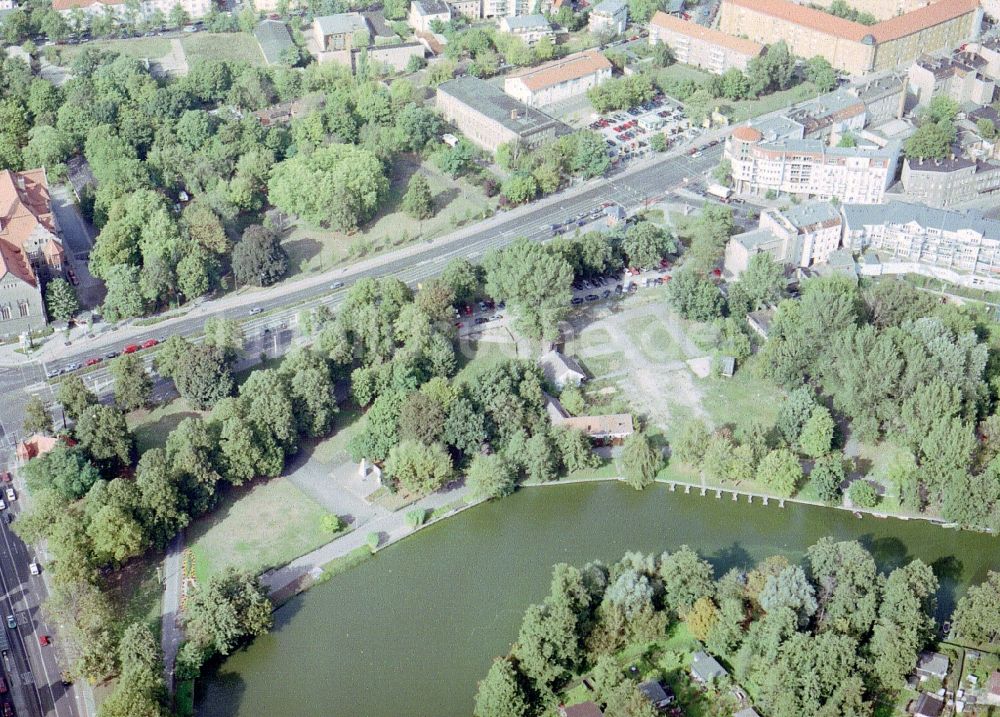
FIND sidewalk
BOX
[261,482,478,598]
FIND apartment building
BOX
[52,0,212,19]
[0,169,64,338]
[807,0,934,21]
[589,0,628,36]
[436,76,570,152]
[908,52,996,105]
[503,50,612,107]
[408,0,451,32]
[498,14,555,45]
[843,201,1000,289]
[724,202,843,276]
[725,125,901,203]
[313,13,370,51]
[718,0,983,76]
[900,156,1000,207]
[648,11,763,74]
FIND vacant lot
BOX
[281,157,497,281]
[55,36,172,65]
[187,477,334,583]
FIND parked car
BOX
[0,501,6,511]
[474,317,488,325]
[84,357,100,367]
[5,488,14,503]
[571,297,584,305]
[6,615,15,630]
[330,281,344,290]
[45,368,61,379]
[585,294,599,302]
[141,338,159,349]
[64,362,80,371]
[28,561,39,576]
[38,635,49,646]
[123,344,140,354]
[248,307,262,316]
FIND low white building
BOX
[539,350,586,388]
[724,202,842,276]
[409,0,451,33]
[504,49,612,107]
[498,14,554,45]
[588,0,628,36]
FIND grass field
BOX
[128,398,203,455]
[187,477,334,583]
[728,82,819,122]
[55,36,172,65]
[181,32,264,66]
[281,157,497,282]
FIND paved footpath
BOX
[262,482,477,598]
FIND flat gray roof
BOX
[314,12,369,36]
[438,76,570,138]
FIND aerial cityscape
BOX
[0,0,999,712]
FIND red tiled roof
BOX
[723,0,979,43]
[733,125,763,141]
[15,434,76,462]
[507,50,612,91]
[651,10,765,55]
[0,169,60,288]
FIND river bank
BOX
[196,480,1000,717]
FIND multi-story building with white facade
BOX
[498,14,555,45]
[53,0,212,20]
[648,10,763,74]
[725,125,901,203]
[725,202,843,276]
[504,50,612,107]
[843,201,1000,289]
[408,0,451,32]
[588,0,628,36]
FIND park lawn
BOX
[309,407,364,465]
[454,340,522,385]
[577,351,627,379]
[655,63,712,87]
[281,157,497,281]
[128,398,204,455]
[55,36,172,65]
[726,82,820,122]
[187,477,333,583]
[566,326,612,354]
[696,369,784,430]
[181,32,264,65]
[625,316,686,362]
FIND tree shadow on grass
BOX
[134,410,199,454]
[434,187,460,213]
[282,236,323,271]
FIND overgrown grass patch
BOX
[128,398,203,455]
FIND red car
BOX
[141,338,159,349]
[711,268,723,278]
[122,344,140,354]
[84,357,101,367]
[38,635,49,646]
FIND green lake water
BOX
[196,481,1000,717]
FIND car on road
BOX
[248,307,262,315]
[84,357,100,367]
[141,338,159,349]
[5,616,15,630]
[105,351,119,359]
[38,635,49,646]
[0,501,5,511]
[45,368,61,379]
[123,344,140,354]
[571,297,584,305]
[330,281,344,289]
[28,561,39,576]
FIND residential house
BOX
[914,693,945,717]
[254,20,296,66]
[539,349,586,388]
[908,53,996,106]
[915,651,950,681]
[637,679,675,710]
[648,11,764,74]
[436,76,571,152]
[52,0,212,19]
[498,14,555,45]
[559,703,604,717]
[15,434,75,464]
[557,414,635,442]
[588,0,628,36]
[409,0,451,33]
[313,13,370,51]
[900,156,1000,208]
[503,50,612,107]
[691,651,728,685]
[746,309,775,339]
[0,168,64,338]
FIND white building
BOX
[908,53,996,107]
[725,125,900,204]
[504,50,612,107]
[843,202,1000,290]
[53,0,212,19]
[588,0,628,36]
[497,14,554,45]
[725,202,843,276]
[648,10,763,74]
[408,0,451,33]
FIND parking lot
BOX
[588,95,696,163]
